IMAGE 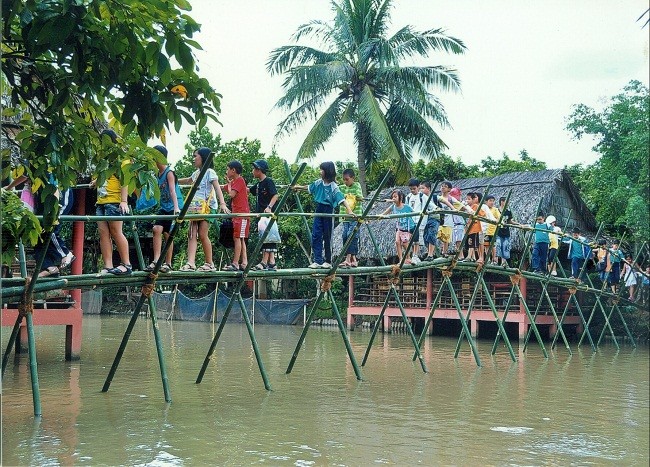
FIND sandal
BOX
[239,264,248,271]
[144,262,156,272]
[349,261,358,268]
[266,263,277,271]
[60,253,76,269]
[180,263,196,272]
[198,262,216,272]
[160,263,172,273]
[253,263,267,270]
[38,266,60,278]
[222,264,239,271]
[108,263,132,275]
[98,268,110,275]
[339,261,351,268]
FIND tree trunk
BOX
[356,122,370,196]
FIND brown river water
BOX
[1,315,648,465]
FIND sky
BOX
[160,0,650,170]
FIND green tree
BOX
[2,0,221,234]
[566,80,649,243]
[478,150,547,176]
[267,0,465,194]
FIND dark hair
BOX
[319,161,336,183]
[342,168,355,178]
[194,147,213,168]
[466,191,475,198]
[408,178,419,187]
[101,129,118,144]
[441,180,452,189]
[473,193,482,203]
[153,145,168,158]
[499,196,506,203]
[227,160,243,174]
[421,181,432,189]
[486,195,495,202]
[392,189,406,204]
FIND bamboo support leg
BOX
[236,293,272,390]
[328,290,363,380]
[447,277,481,366]
[286,290,325,374]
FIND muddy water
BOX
[2,315,648,465]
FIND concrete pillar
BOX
[471,319,479,338]
[383,315,392,333]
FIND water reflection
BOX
[2,316,648,465]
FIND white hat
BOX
[545,215,556,224]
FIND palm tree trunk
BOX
[356,122,370,196]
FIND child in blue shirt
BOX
[531,214,552,274]
[563,226,590,279]
[294,161,355,269]
[382,189,415,264]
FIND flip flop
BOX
[108,263,132,275]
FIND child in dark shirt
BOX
[250,159,279,271]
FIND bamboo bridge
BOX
[2,156,646,417]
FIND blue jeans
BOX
[532,242,548,272]
[342,221,359,256]
[312,203,333,264]
[571,257,586,278]
[495,235,511,260]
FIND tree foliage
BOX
[478,150,547,176]
[566,80,649,242]
[267,0,465,194]
[1,0,222,233]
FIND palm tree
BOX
[267,0,466,194]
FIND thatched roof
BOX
[332,169,598,260]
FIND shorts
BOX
[423,218,440,247]
[452,224,465,243]
[232,217,250,239]
[548,248,557,264]
[410,226,420,243]
[467,232,480,248]
[437,225,452,243]
[483,235,492,246]
[96,203,124,217]
[262,243,278,253]
[154,209,175,233]
[398,230,411,244]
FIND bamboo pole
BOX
[285,171,390,375]
[103,150,218,396]
[197,163,307,385]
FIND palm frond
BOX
[357,84,400,162]
[274,92,333,140]
[291,20,335,44]
[391,27,466,59]
[385,100,448,159]
[296,98,345,160]
[377,65,462,96]
[278,61,355,108]
[267,45,338,75]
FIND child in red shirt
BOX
[222,160,250,271]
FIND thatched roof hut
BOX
[332,169,598,260]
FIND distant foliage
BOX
[566,80,649,243]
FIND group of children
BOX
[7,135,648,300]
[381,179,515,268]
